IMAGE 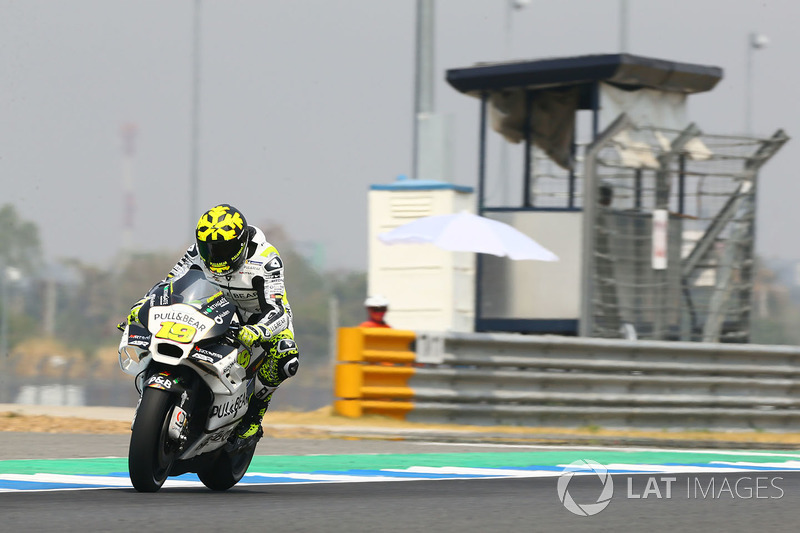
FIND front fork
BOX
[136,366,200,449]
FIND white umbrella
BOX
[378,212,558,261]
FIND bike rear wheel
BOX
[198,442,257,491]
[128,388,177,492]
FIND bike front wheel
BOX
[128,388,177,492]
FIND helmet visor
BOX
[197,238,246,275]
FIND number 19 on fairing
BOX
[155,321,198,343]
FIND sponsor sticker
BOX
[146,375,172,390]
[209,392,247,419]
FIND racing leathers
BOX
[145,225,299,441]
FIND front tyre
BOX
[128,388,177,492]
[198,444,257,491]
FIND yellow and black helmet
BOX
[195,204,249,275]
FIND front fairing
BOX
[125,323,152,349]
[118,268,242,380]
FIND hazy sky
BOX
[2,0,798,271]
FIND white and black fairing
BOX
[118,268,261,470]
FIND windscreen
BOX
[169,268,221,308]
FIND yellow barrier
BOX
[333,327,417,419]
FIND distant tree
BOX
[0,204,43,272]
[55,259,118,355]
[330,270,368,327]
[0,205,44,352]
[6,301,38,348]
[47,220,368,364]
[55,250,180,356]
[115,251,185,315]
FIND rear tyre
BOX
[128,388,177,492]
[198,442,257,491]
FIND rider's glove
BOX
[237,324,273,348]
[128,296,148,325]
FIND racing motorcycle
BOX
[118,268,260,492]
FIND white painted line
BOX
[410,441,800,458]
[409,442,568,450]
[710,461,800,469]
[0,473,203,488]
[244,472,427,482]
[383,466,558,478]
[601,464,744,474]
[0,474,133,487]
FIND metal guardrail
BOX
[334,328,800,431]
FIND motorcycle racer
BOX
[124,204,299,448]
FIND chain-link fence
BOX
[580,116,788,341]
[477,114,787,341]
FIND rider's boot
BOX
[237,403,268,440]
[228,396,269,450]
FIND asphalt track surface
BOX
[2,433,800,533]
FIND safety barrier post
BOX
[333,327,417,419]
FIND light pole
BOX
[189,0,202,230]
[505,1,531,54]
[499,0,530,204]
[745,32,769,137]
[619,0,629,53]
[412,0,435,181]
